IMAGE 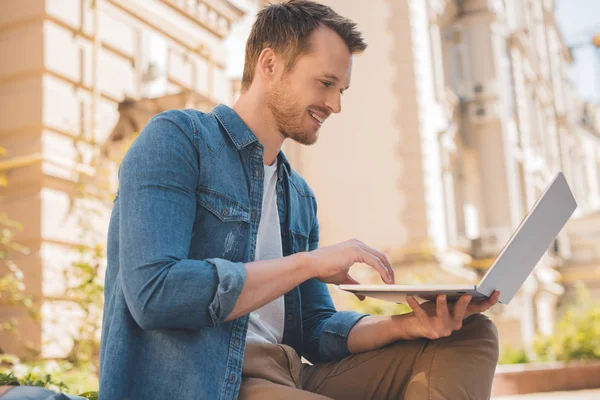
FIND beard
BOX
[268,77,318,146]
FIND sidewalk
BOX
[492,389,600,399]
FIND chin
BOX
[301,132,319,146]
[288,131,318,146]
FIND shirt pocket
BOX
[193,187,251,261]
[290,230,310,254]
[198,187,251,223]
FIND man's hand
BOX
[306,239,395,288]
[399,291,500,340]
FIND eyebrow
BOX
[323,73,350,90]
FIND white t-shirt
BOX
[245,160,285,345]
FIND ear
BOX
[256,48,280,84]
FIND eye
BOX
[321,80,333,88]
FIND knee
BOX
[463,313,499,359]
[465,313,498,338]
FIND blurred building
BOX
[268,0,600,353]
[2,0,599,361]
[0,0,245,358]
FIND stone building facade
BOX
[0,0,245,358]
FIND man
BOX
[99,1,500,399]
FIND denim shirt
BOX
[99,104,368,400]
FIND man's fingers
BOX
[492,290,500,302]
[479,291,500,310]
[341,275,365,301]
[357,248,393,283]
[353,240,395,284]
[342,275,360,285]
[485,291,500,308]
[436,295,450,322]
[453,295,472,320]
[365,247,395,283]
[407,296,429,320]
[468,291,500,314]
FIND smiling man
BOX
[99,1,500,399]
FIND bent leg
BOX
[301,313,499,400]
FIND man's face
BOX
[268,26,353,146]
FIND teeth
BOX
[309,111,324,124]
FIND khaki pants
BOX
[240,313,499,400]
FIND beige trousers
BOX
[239,313,499,400]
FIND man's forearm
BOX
[347,313,418,354]
[224,252,314,321]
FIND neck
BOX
[233,90,284,166]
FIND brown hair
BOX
[241,0,367,92]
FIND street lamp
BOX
[569,34,600,51]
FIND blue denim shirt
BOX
[99,104,368,400]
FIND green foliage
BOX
[533,305,600,362]
[0,370,68,392]
[0,355,98,395]
[62,239,105,366]
[532,284,600,362]
[79,392,99,400]
[498,345,531,364]
[502,285,600,364]
[0,257,37,335]
[57,136,111,369]
[0,369,98,398]
[0,146,102,395]
[0,372,19,386]
[348,295,412,316]
[0,148,38,344]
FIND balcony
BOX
[159,0,245,38]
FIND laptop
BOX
[338,171,578,305]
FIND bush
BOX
[347,295,412,316]
[530,283,600,362]
[0,370,67,393]
[533,305,600,362]
[498,345,530,364]
[497,285,600,365]
[0,354,98,397]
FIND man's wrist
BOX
[291,251,317,281]
[391,312,421,341]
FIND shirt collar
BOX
[212,104,291,172]
[213,104,258,150]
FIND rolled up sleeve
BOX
[317,310,368,361]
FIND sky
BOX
[555,0,600,103]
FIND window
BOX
[140,30,167,97]
[443,27,470,98]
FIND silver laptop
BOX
[339,171,578,305]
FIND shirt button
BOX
[286,314,293,321]
[254,169,260,178]
[222,208,228,216]
[235,339,241,347]
[251,210,257,220]
[229,373,237,383]
[250,255,255,261]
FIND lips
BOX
[308,110,326,126]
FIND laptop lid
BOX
[476,171,577,304]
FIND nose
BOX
[325,92,342,114]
